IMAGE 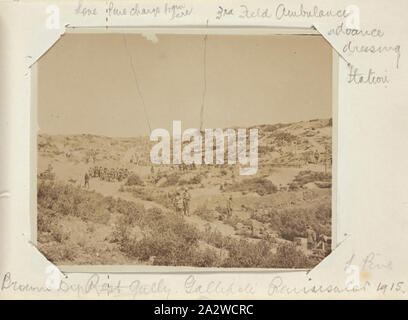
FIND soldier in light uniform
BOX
[182,188,191,216]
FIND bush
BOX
[111,214,133,245]
[200,227,226,249]
[273,132,297,145]
[291,170,331,188]
[38,180,107,222]
[38,207,55,233]
[120,185,173,208]
[37,178,327,268]
[215,205,228,216]
[250,205,331,242]
[41,242,77,263]
[221,239,273,268]
[38,168,55,180]
[49,223,70,243]
[260,123,289,132]
[187,248,219,267]
[178,174,202,185]
[113,198,144,223]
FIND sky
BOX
[37,33,332,137]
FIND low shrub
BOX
[41,242,77,263]
[200,227,225,249]
[126,174,143,186]
[178,174,202,185]
[119,214,203,266]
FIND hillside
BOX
[37,118,333,268]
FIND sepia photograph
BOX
[34,31,334,269]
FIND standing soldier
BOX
[226,195,233,217]
[314,149,320,164]
[182,188,191,216]
[84,172,90,189]
[175,189,184,215]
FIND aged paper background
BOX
[0,0,407,299]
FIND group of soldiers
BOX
[87,166,130,182]
[172,187,191,216]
